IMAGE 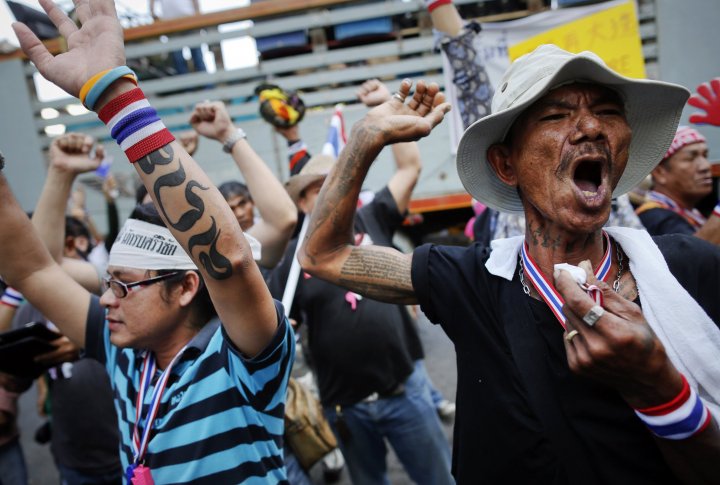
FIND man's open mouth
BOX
[573,159,604,196]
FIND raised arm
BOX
[190,101,297,268]
[357,79,422,214]
[299,79,450,304]
[14,0,278,357]
[0,170,90,347]
[32,133,103,292]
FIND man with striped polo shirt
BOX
[4,1,294,482]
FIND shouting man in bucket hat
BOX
[299,45,720,483]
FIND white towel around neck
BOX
[485,226,720,415]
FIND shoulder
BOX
[638,207,694,236]
[654,233,720,265]
[412,243,490,300]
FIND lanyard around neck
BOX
[520,231,612,330]
[132,345,187,464]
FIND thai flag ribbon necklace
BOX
[519,230,622,330]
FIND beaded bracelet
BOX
[79,66,138,111]
[634,374,713,440]
[98,88,175,163]
[1,287,24,309]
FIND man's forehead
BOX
[673,141,709,156]
[108,266,147,278]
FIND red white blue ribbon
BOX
[634,374,713,440]
[647,191,707,228]
[521,231,612,330]
[131,346,187,464]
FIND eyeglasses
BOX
[102,272,180,299]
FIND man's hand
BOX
[34,336,81,366]
[49,133,103,174]
[12,0,126,98]
[179,131,199,156]
[274,125,300,142]
[689,78,720,126]
[190,101,236,143]
[355,79,451,146]
[357,79,391,107]
[554,261,683,408]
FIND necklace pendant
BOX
[131,464,154,484]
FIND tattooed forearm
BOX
[136,144,235,280]
[137,144,174,174]
[338,247,416,304]
[187,216,233,279]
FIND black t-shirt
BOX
[268,187,423,407]
[639,207,696,237]
[411,233,720,484]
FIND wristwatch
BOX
[0,150,4,171]
[222,128,247,153]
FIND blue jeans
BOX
[283,444,313,485]
[0,437,28,485]
[324,366,454,485]
[171,46,206,75]
[414,360,445,407]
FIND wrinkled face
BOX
[654,142,712,204]
[226,194,255,231]
[297,179,325,215]
[99,266,182,349]
[493,83,632,232]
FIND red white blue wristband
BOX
[1,287,24,308]
[424,0,453,12]
[634,375,713,440]
[97,88,175,163]
[713,202,720,219]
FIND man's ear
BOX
[487,143,517,187]
[650,162,668,186]
[178,271,201,308]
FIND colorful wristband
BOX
[424,0,453,13]
[81,66,138,111]
[712,201,720,219]
[1,287,24,308]
[634,375,713,440]
[98,88,175,163]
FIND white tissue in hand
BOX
[554,263,587,286]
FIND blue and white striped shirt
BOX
[85,296,294,484]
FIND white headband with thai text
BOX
[109,218,261,270]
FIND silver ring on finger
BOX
[582,305,605,327]
[392,92,405,102]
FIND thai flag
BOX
[321,104,347,159]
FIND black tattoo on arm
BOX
[338,247,416,304]
[135,144,234,280]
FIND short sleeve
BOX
[84,295,108,365]
[221,299,295,411]
[639,208,696,236]
[356,187,404,240]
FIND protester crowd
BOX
[0,0,718,484]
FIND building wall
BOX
[656,0,720,159]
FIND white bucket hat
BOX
[456,44,690,213]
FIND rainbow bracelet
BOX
[98,88,175,163]
[1,287,24,308]
[80,66,138,111]
[634,375,713,440]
